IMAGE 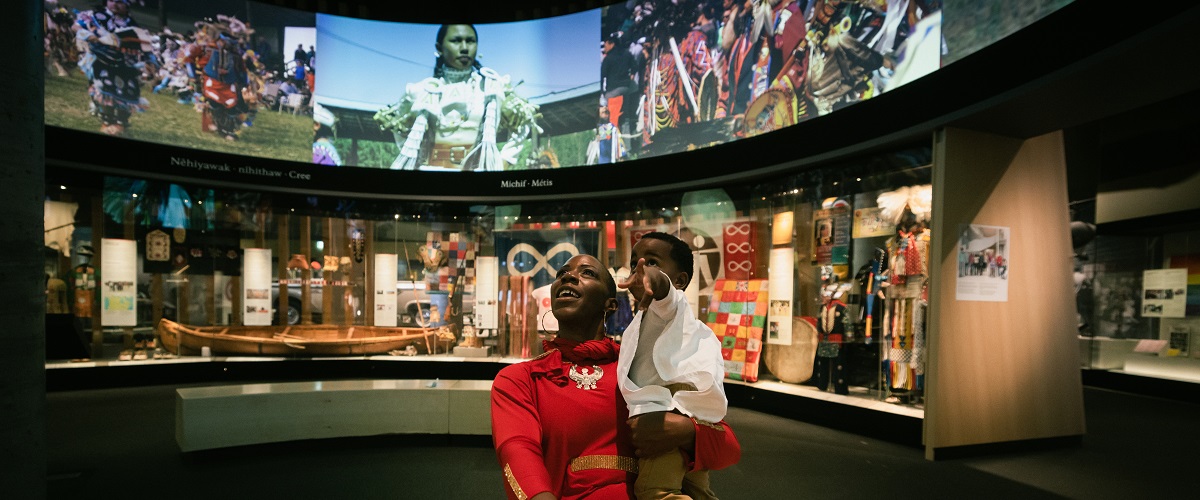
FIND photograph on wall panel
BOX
[956,223,1009,302]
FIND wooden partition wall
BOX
[924,128,1086,459]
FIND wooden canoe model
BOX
[156,318,452,357]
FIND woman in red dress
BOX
[491,254,740,499]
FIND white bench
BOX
[175,379,493,452]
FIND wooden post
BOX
[598,222,609,270]
[521,276,536,359]
[364,221,375,326]
[90,197,103,355]
[277,213,289,326]
[230,274,241,326]
[343,218,355,323]
[230,200,244,326]
[255,208,266,248]
[331,218,345,323]
[504,276,535,358]
[752,207,772,279]
[300,216,312,325]
[498,276,510,356]
[177,278,190,325]
[122,200,134,348]
[205,275,217,326]
[151,273,163,326]
[323,218,334,325]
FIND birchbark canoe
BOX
[156,318,449,356]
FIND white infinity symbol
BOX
[506,242,580,278]
[725,224,751,236]
[725,242,752,254]
[726,261,752,272]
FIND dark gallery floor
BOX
[44,382,1198,499]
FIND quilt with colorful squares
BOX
[706,278,767,382]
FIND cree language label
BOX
[169,157,312,181]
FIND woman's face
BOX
[550,255,611,323]
[438,25,478,71]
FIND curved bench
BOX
[175,379,492,452]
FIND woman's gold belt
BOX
[569,455,639,474]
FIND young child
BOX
[616,232,728,500]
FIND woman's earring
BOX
[540,310,552,332]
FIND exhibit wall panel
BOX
[1095,169,1200,224]
[925,128,1085,458]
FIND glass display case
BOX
[1075,199,1200,384]
[44,144,933,410]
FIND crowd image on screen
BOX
[600,0,942,160]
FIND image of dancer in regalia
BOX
[373,24,541,171]
[73,0,153,135]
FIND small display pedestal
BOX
[454,346,491,358]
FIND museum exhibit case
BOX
[44,146,937,405]
[1068,93,1200,398]
[42,0,1199,457]
[46,149,964,455]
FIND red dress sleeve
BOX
[491,364,554,500]
[688,419,742,472]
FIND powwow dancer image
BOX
[633,2,719,146]
[45,3,79,78]
[73,0,153,135]
[201,32,249,140]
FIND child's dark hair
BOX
[637,232,694,288]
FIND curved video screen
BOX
[45,0,1072,196]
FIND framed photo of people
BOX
[956,224,1010,302]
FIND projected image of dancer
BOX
[374,24,541,171]
[73,0,152,135]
